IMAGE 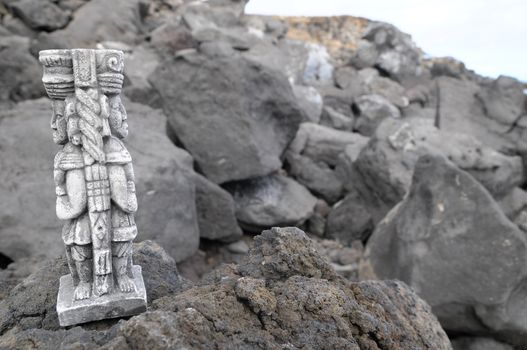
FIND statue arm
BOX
[109,164,138,213]
[56,169,87,220]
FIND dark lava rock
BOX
[226,174,317,233]
[437,76,527,155]
[0,228,451,349]
[38,0,142,48]
[361,154,527,343]
[0,241,184,337]
[353,93,401,136]
[10,0,70,31]
[150,48,304,184]
[194,173,243,242]
[353,117,523,223]
[0,35,44,103]
[139,227,451,350]
[352,22,422,83]
[325,189,374,245]
[286,122,369,203]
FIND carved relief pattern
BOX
[40,49,139,301]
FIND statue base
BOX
[57,265,147,327]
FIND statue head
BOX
[50,100,68,145]
[109,95,128,139]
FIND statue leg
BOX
[112,241,135,293]
[71,244,93,300]
[65,245,79,286]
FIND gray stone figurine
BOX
[39,49,147,327]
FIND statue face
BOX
[51,100,68,145]
[109,96,128,139]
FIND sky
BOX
[245,0,527,82]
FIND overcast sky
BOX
[245,0,527,82]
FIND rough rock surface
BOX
[0,228,452,349]
[226,174,318,232]
[0,241,184,336]
[0,98,200,262]
[361,154,527,341]
[353,117,523,222]
[150,48,304,184]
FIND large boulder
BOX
[0,98,200,262]
[361,154,527,345]
[125,101,200,262]
[226,174,317,232]
[123,44,162,108]
[36,0,142,49]
[0,35,44,103]
[9,0,70,31]
[150,48,304,184]
[353,117,523,222]
[124,227,452,350]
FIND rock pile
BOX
[0,0,526,347]
[0,228,451,349]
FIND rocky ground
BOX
[0,0,526,349]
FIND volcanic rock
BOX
[353,117,523,222]
[437,76,527,155]
[0,241,184,336]
[0,35,44,103]
[286,122,369,202]
[194,173,243,242]
[226,174,317,232]
[9,0,70,31]
[353,94,401,136]
[361,154,527,342]
[150,48,304,184]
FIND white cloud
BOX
[245,0,527,82]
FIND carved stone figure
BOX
[40,49,147,327]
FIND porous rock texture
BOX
[0,241,184,337]
[0,228,452,349]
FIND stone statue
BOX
[40,49,147,327]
